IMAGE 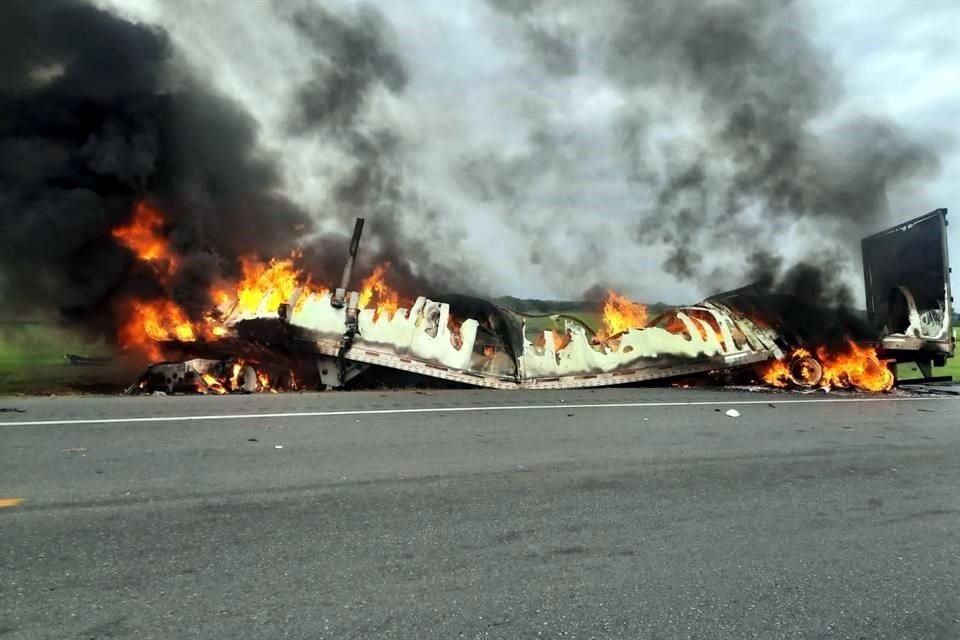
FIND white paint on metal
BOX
[520,306,773,380]
[522,322,721,378]
[293,295,481,370]
[289,291,347,337]
[405,299,478,370]
[220,286,783,389]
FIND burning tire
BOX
[787,354,823,387]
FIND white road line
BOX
[0,395,951,427]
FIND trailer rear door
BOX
[861,208,953,361]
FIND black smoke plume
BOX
[0,0,311,332]
[279,2,484,299]
[485,0,940,303]
[0,0,945,345]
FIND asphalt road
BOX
[1,387,958,639]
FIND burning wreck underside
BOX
[123,210,954,396]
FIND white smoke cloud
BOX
[98,0,958,305]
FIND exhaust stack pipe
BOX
[331,218,365,308]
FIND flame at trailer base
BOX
[762,340,894,392]
[189,359,284,395]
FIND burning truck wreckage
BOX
[118,206,954,396]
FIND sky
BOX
[99,0,959,305]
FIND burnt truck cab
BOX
[862,208,955,379]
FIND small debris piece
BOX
[65,354,112,366]
[0,408,25,413]
[725,409,741,418]
[62,448,87,453]
[274,445,283,449]
[247,438,258,442]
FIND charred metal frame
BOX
[331,218,365,309]
[248,290,785,391]
[132,209,954,393]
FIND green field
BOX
[517,311,603,337]
[0,322,109,363]
[896,327,960,381]
[0,323,134,394]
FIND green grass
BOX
[896,328,960,381]
[517,311,603,338]
[0,322,108,364]
[0,323,130,394]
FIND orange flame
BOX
[113,205,422,362]
[596,291,648,341]
[195,361,278,394]
[358,262,401,320]
[534,328,571,352]
[207,323,229,338]
[762,358,792,388]
[112,202,336,353]
[118,298,197,360]
[236,257,303,315]
[230,362,243,390]
[222,256,328,317]
[111,202,178,278]
[762,341,893,392]
[448,314,464,349]
[818,341,894,392]
[210,286,233,309]
[200,373,228,395]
